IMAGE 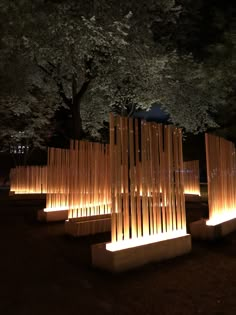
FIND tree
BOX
[0,56,61,163]
[0,0,225,147]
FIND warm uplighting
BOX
[44,206,69,212]
[184,189,201,196]
[106,229,187,251]
[109,114,187,245]
[68,141,111,219]
[206,210,236,226]
[10,166,47,194]
[68,203,112,218]
[205,134,236,225]
[183,160,201,196]
[46,141,111,220]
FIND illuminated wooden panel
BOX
[183,160,201,196]
[45,141,111,222]
[45,147,70,211]
[92,115,191,271]
[205,134,236,225]
[68,140,111,219]
[109,114,187,248]
[10,166,47,194]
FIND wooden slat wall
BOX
[45,142,111,217]
[68,140,111,218]
[183,160,200,195]
[10,166,47,194]
[205,134,236,221]
[46,147,70,210]
[110,114,186,243]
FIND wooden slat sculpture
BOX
[43,141,111,226]
[45,147,70,211]
[10,166,47,194]
[205,134,236,226]
[92,114,191,271]
[190,134,236,240]
[107,114,188,250]
[183,160,201,196]
[68,140,111,218]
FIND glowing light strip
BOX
[44,203,112,213]
[106,229,187,252]
[184,190,201,196]
[206,211,236,226]
[10,166,47,194]
[44,207,69,212]
[14,190,46,194]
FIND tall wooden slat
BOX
[135,119,142,237]
[177,129,186,230]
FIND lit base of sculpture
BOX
[37,209,68,222]
[65,214,111,237]
[92,233,191,272]
[190,217,236,240]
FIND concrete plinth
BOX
[185,194,201,202]
[92,234,191,272]
[190,217,236,240]
[10,193,46,200]
[37,209,68,222]
[65,214,111,237]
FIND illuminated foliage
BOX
[1,0,233,148]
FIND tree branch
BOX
[37,63,72,108]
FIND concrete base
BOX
[190,217,236,240]
[10,192,46,200]
[65,214,111,237]
[37,209,68,222]
[92,234,191,272]
[185,194,201,202]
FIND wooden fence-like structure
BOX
[45,141,111,218]
[109,114,186,245]
[68,140,111,218]
[183,160,200,195]
[46,147,70,210]
[205,134,236,224]
[10,166,47,194]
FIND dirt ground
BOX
[0,192,236,315]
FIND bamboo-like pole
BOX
[135,119,142,237]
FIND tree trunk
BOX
[71,97,83,140]
[70,74,90,140]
